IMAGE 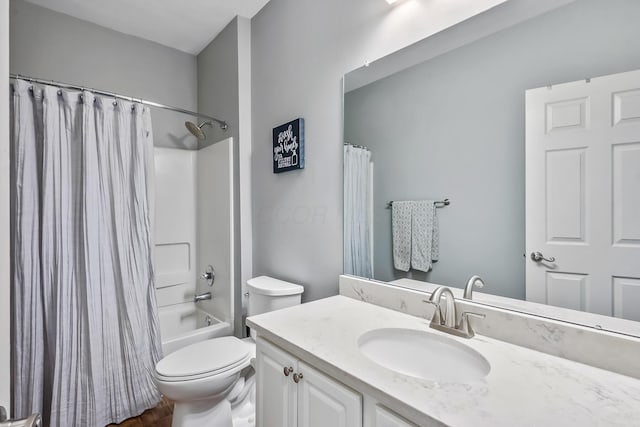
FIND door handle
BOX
[293,372,303,383]
[283,366,293,376]
[530,251,555,263]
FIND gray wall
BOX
[344,0,640,298]
[197,17,252,336]
[249,0,518,302]
[10,0,198,150]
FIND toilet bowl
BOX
[154,336,253,427]
[154,276,303,427]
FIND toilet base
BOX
[172,396,232,427]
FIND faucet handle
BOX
[457,312,486,338]
[461,312,486,321]
[199,265,215,286]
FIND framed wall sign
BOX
[273,118,305,173]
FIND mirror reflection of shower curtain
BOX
[10,80,162,426]
[344,145,373,278]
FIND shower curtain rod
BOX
[9,73,228,130]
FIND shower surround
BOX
[153,139,235,354]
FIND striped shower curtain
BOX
[343,144,373,278]
[10,79,162,426]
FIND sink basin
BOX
[358,328,490,382]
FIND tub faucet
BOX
[194,292,212,303]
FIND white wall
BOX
[0,0,11,413]
[237,17,252,329]
[251,0,515,301]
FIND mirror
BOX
[343,0,640,335]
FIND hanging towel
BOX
[392,201,413,272]
[411,200,439,272]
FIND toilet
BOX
[154,276,304,427]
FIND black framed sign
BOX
[273,118,305,173]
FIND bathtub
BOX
[158,302,232,355]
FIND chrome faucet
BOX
[428,286,457,328]
[194,292,212,303]
[427,286,485,339]
[464,275,485,300]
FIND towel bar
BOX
[386,198,450,209]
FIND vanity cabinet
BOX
[364,398,417,427]
[256,337,362,427]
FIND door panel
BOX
[545,97,589,132]
[526,69,640,320]
[256,338,298,427]
[546,272,587,311]
[297,362,362,427]
[613,90,640,126]
[612,142,640,246]
[545,148,586,242]
[613,277,640,321]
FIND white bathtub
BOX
[159,302,232,355]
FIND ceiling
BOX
[23,0,271,55]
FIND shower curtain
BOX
[343,145,373,278]
[10,79,162,426]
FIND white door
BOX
[256,337,298,427]
[526,69,640,319]
[297,362,362,427]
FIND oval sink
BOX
[358,328,490,382]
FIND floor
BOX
[107,398,173,427]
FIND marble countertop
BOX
[247,295,640,427]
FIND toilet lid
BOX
[156,337,250,379]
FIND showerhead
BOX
[185,120,211,140]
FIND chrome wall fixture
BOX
[199,265,215,287]
[9,73,228,130]
[386,198,450,209]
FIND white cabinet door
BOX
[297,362,362,427]
[256,337,298,427]
[373,405,415,427]
[525,69,640,318]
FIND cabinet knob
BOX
[293,372,304,383]
[283,366,293,376]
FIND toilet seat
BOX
[155,336,251,382]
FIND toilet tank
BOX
[247,276,304,317]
